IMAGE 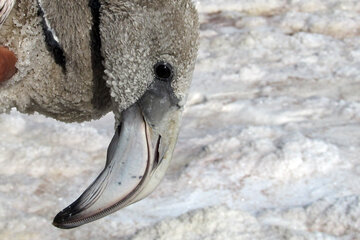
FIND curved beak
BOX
[53,80,183,229]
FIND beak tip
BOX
[52,220,65,229]
[52,207,77,229]
[52,218,66,229]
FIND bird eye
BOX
[154,62,173,82]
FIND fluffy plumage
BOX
[0,0,15,24]
[0,0,198,123]
[0,0,111,122]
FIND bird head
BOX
[53,0,199,228]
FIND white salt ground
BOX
[1,0,360,239]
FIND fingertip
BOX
[0,46,17,83]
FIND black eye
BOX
[154,62,173,82]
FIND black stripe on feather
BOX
[89,0,111,110]
[37,5,66,72]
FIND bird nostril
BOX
[154,62,173,82]
[0,46,17,83]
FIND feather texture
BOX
[0,0,15,25]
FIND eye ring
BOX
[154,61,174,82]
